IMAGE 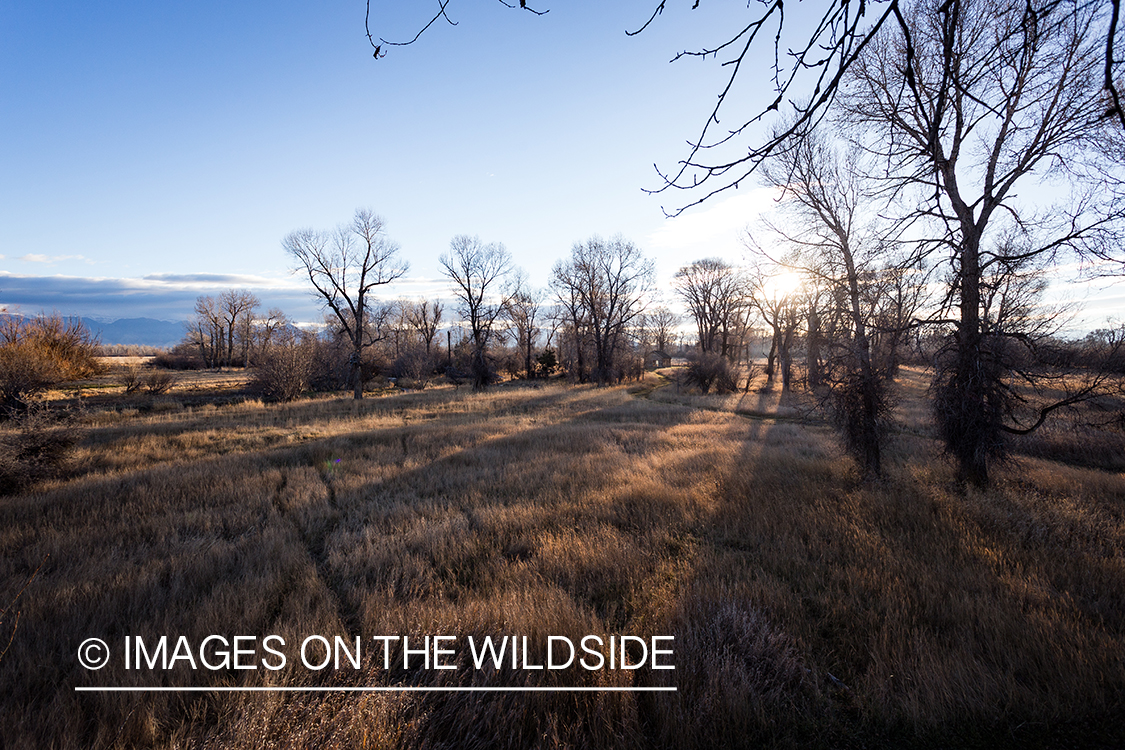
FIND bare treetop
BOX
[551,235,654,384]
[673,258,746,358]
[286,210,407,345]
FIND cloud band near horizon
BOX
[0,271,450,324]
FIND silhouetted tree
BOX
[745,264,802,392]
[285,208,408,400]
[844,0,1125,485]
[405,298,444,355]
[503,268,545,380]
[644,306,679,357]
[752,128,900,478]
[551,236,653,385]
[673,258,746,358]
[441,235,512,389]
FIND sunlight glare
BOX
[764,270,803,300]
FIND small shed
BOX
[646,350,672,370]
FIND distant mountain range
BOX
[1,313,187,348]
[82,317,186,348]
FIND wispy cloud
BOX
[140,273,291,287]
[645,189,777,274]
[18,253,87,264]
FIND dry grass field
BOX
[1,370,1123,748]
[79,359,255,399]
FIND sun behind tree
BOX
[763,271,803,301]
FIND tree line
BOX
[274,215,667,394]
[2,1,1123,493]
[272,0,1125,489]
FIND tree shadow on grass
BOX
[655,410,1125,749]
[1,385,706,748]
[9,381,1122,748]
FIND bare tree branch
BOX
[369,0,1125,219]
[370,0,546,56]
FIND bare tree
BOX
[405,298,444,355]
[744,263,803,393]
[868,261,930,378]
[385,299,410,361]
[219,290,260,367]
[372,2,1125,217]
[187,295,224,368]
[252,307,292,363]
[284,208,408,400]
[383,298,444,385]
[751,128,899,477]
[440,235,512,388]
[368,2,913,214]
[503,268,545,380]
[673,258,746,358]
[646,306,680,356]
[843,0,1125,485]
[551,236,654,385]
[550,278,590,383]
[1079,323,1125,373]
[185,291,260,368]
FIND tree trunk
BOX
[844,243,881,479]
[471,330,489,390]
[953,230,989,486]
[350,349,363,400]
[780,323,795,392]
[576,335,586,383]
[765,328,779,385]
[807,307,822,388]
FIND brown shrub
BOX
[120,364,143,394]
[142,370,176,395]
[0,314,103,415]
[646,594,828,749]
[252,340,315,402]
[682,352,739,394]
[151,350,206,370]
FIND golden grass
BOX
[47,363,254,404]
[0,377,1123,748]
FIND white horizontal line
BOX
[76,686,676,693]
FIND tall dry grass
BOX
[0,377,1122,748]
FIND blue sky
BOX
[0,1,1120,330]
[0,1,781,324]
